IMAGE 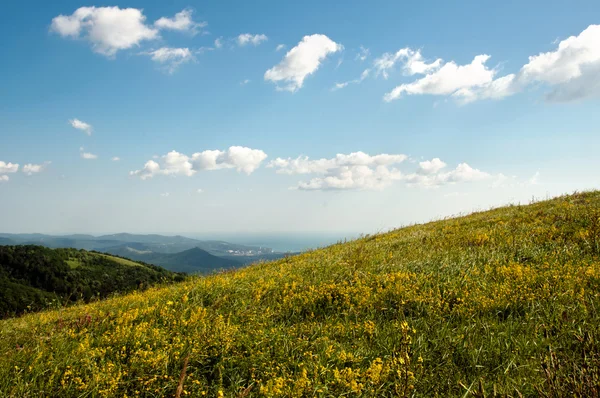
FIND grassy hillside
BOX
[0,246,185,318]
[1,192,600,397]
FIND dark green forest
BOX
[0,245,184,318]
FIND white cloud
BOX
[275,44,286,52]
[417,158,446,175]
[269,152,407,191]
[22,162,51,176]
[0,161,19,174]
[518,24,600,102]
[160,192,170,197]
[197,188,204,194]
[332,69,370,91]
[269,152,408,175]
[336,47,441,91]
[356,46,370,62]
[193,146,268,174]
[264,34,343,92]
[332,82,349,90]
[80,148,98,159]
[154,9,205,35]
[51,6,159,57]
[131,146,268,179]
[384,55,495,101]
[237,33,268,46]
[143,47,193,73]
[240,79,251,85]
[385,24,600,103]
[214,37,223,49]
[374,48,442,79]
[69,118,93,135]
[297,165,403,191]
[112,157,120,161]
[0,161,19,182]
[405,163,490,187]
[270,153,492,191]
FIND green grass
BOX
[95,253,146,268]
[1,191,600,397]
[65,258,81,269]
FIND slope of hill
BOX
[0,246,184,318]
[1,192,600,396]
[102,245,242,273]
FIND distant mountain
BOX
[0,245,184,318]
[0,233,278,257]
[0,233,292,273]
[0,237,14,245]
[101,244,241,273]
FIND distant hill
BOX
[0,233,290,272]
[102,244,241,273]
[0,245,184,318]
[0,232,280,257]
[0,238,14,245]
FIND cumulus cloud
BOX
[131,146,268,179]
[275,44,286,52]
[269,153,492,191]
[112,157,120,161]
[297,165,403,190]
[51,6,159,57]
[237,33,268,46]
[69,118,93,135]
[142,47,193,73]
[0,161,19,182]
[265,34,343,92]
[385,24,600,103]
[269,152,408,175]
[23,162,51,176]
[384,55,496,101]
[268,152,407,190]
[154,9,205,35]
[0,161,19,174]
[417,158,446,175]
[519,24,600,102]
[214,37,224,49]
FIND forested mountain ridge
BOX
[0,245,184,318]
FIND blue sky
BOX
[0,0,599,235]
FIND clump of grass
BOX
[1,191,600,397]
